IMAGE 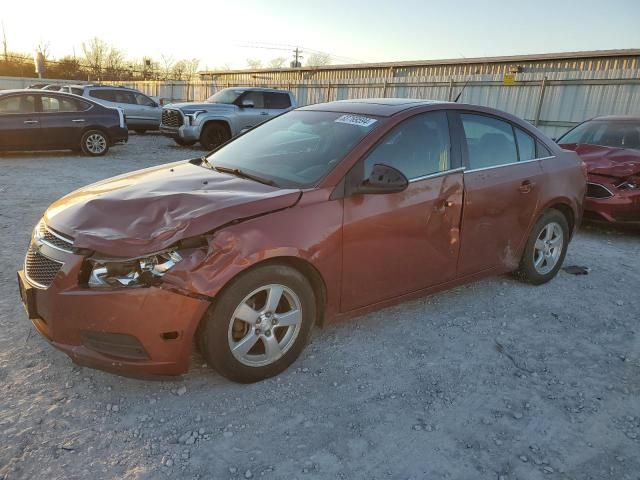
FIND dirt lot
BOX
[0,134,639,480]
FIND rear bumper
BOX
[17,255,210,377]
[110,127,129,145]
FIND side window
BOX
[515,127,536,161]
[134,92,156,107]
[242,91,265,109]
[71,87,84,96]
[89,90,115,102]
[113,91,136,104]
[265,93,291,109]
[364,111,451,180]
[41,96,90,113]
[536,141,552,158]
[461,114,518,169]
[0,95,36,114]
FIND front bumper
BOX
[17,253,210,377]
[160,124,200,142]
[584,182,640,224]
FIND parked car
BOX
[160,87,296,149]
[18,99,585,382]
[64,85,161,134]
[558,115,640,224]
[41,84,65,91]
[0,89,127,155]
[27,83,50,89]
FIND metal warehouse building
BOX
[195,49,640,137]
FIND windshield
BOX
[205,89,244,104]
[559,120,640,150]
[206,110,380,187]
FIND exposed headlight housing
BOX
[616,177,639,190]
[88,250,182,288]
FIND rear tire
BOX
[198,264,316,383]
[174,138,196,147]
[515,209,569,285]
[80,130,109,156]
[200,123,230,150]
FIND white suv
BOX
[61,85,161,133]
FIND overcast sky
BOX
[2,0,639,69]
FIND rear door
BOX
[341,111,464,311]
[0,93,41,150]
[264,92,292,117]
[38,94,93,148]
[131,91,161,128]
[454,112,544,276]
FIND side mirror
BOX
[354,164,408,195]
[241,99,254,108]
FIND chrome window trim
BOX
[465,155,556,174]
[586,181,614,199]
[409,167,466,183]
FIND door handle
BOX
[71,119,86,123]
[23,120,39,124]
[519,180,535,193]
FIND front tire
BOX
[80,130,109,156]
[516,209,569,285]
[198,264,316,383]
[200,123,230,150]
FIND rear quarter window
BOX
[265,93,291,109]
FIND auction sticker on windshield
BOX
[335,114,377,127]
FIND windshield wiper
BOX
[213,165,277,187]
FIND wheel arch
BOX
[200,118,232,138]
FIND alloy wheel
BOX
[227,284,302,367]
[85,133,107,154]
[533,222,563,275]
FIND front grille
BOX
[25,246,63,288]
[586,182,613,199]
[162,109,183,128]
[38,222,73,252]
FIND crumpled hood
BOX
[561,143,640,178]
[165,102,236,113]
[44,160,301,257]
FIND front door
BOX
[236,91,269,130]
[455,112,544,275]
[341,111,464,312]
[0,93,41,150]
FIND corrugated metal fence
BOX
[2,67,639,138]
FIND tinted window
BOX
[134,92,156,107]
[71,87,84,96]
[265,92,291,109]
[515,127,536,161]
[0,95,36,114]
[89,90,115,102]
[536,141,552,158]
[364,111,451,180]
[461,114,518,169]
[242,91,265,109]
[41,96,90,112]
[559,120,640,150]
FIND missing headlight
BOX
[88,250,182,288]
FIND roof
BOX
[299,98,447,116]
[200,49,640,75]
[592,115,640,122]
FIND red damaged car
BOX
[18,99,585,383]
[558,116,640,224]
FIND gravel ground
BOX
[1,134,639,480]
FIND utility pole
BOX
[291,47,302,68]
[1,21,8,62]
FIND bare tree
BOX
[35,40,50,59]
[246,58,262,69]
[161,54,174,80]
[268,57,286,68]
[305,52,332,67]
[1,21,7,61]
[104,47,125,80]
[82,37,108,79]
[172,60,187,80]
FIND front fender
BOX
[195,115,235,135]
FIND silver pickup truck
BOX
[160,87,297,149]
